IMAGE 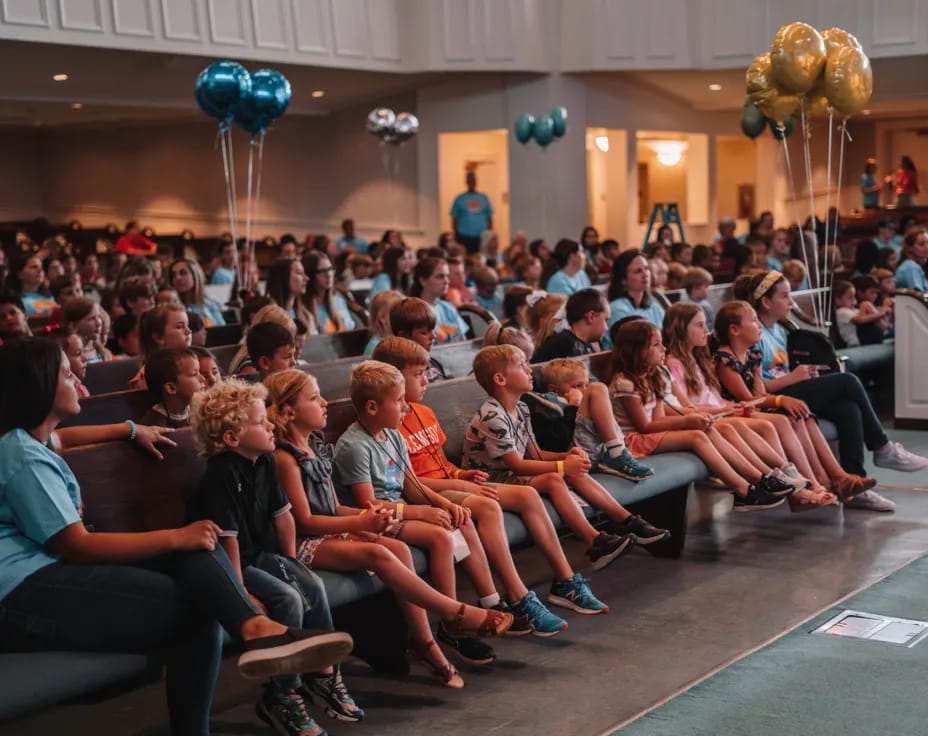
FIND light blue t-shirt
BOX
[758,323,791,382]
[336,236,368,255]
[450,191,493,238]
[363,335,382,356]
[0,429,82,601]
[475,293,503,318]
[875,235,903,256]
[861,173,879,208]
[315,294,357,333]
[21,292,56,316]
[433,299,469,343]
[188,299,226,326]
[608,297,665,329]
[895,259,927,291]
[546,269,592,296]
[767,256,784,272]
[680,294,715,331]
[367,273,393,303]
[332,424,409,504]
[209,267,236,286]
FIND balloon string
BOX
[821,107,835,326]
[226,127,241,290]
[244,141,255,292]
[780,128,821,327]
[799,105,822,312]
[828,120,849,327]
[219,127,241,288]
[251,132,265,286]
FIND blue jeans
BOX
[0,547,261,736]
[243,552,334,691]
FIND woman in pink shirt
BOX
[894,156,919,207]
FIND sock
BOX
[479,592,501,608]
[605,438,625,458]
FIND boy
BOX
[210,240,238,285]
[140,347,204,427]
[191,380,360,733]
[240,321,297,382]
[473,267,502,318]
[530,288,609,363]
[118,276,156,316]
[782,259,809,292]
[463,346,669,575]
[191,345,223,388]
[389,297,446,383]
[666,262,687,291]
[681,266,715,330]
[110,313,141,358]
[333,361,514,664]
[374,337,582,630]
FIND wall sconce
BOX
[594,135,610,153]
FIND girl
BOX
[894,227,928,292]
[482,322,535,361]
[410,256,469,344]
[0,338,353,736]
[63,297,112,363]
[264,257,313,332]
[169,259,225,327]
[541,239,592,296]
[833,280,890,348]
[266,370,511,690]
[607,249,665,329]
[609,320,790,512]
[513,253,542,289]
[130,304,193,389]
[713,300,882,507]
[527,292,566,349]
[500,284,534,331]
[368,246,415,301]
[894,155,919,207]
[363,290,404,356]
[47,326,90,398]
[301,251,356,335]
[662,303,836,511]
[733,271,928,506]
[445,257,475,308]
[8,255,55,316]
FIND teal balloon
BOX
[550,106,568,137]
[533,114,555,147]
[195,61,251,124]
[768,116,795,140]
[514,113,534,145]
[740,98,766,139]
[232,69,292,137]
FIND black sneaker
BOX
[587,532,634,571]
[733,484,786,512]
[759,473,795,497]
[238,629,354,680]
[436,623,497,665]
[256,684,326,736]
[607,514,671,545]
[489,601,533,636]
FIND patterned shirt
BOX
[713,348,764,401]
[462,398,535,477]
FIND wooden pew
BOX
[59,389,151,428]
[83,358,140,395]
[301,329,369,362]
[205,323,242,347]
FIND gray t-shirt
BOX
[333,423,410,504]
[462,398,536,478]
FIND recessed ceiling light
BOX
[862,109,872,116]
[708,83,722,91]
[71,103,82,109]
[311,90,325,98]
[52,74,68,82]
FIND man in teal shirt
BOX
[450,172,493,255]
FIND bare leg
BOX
[531,473,599,546]
[805,418,852,480]
[495,484,574,582]
[762,413,819,480]
[792,419,830,487]
[728,416,788,466]
[705,426,765,481]
[397,521,456,599]
[461,496,529,602]
[564,473,632,525]
[653,430,750,495]
[579,381,622,445]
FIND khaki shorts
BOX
[439,489,475,505]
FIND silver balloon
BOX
[366,107,396,136]
[393,112,419,143]
[380,131,400,146]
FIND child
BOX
[781,259,808,292]
[242,322,297,382]
[473,267,503,317]
[156,286,181,306]
[46,326,90,398]
[531,288,608,363]
[230,304,295,377]
[110,313,141,358]
[374,337,580,631]
[191,345,223,389]
[662,302,837,511]
[187,310,207,347]
[0,291,30,344]
[527,292,567,350]
[63,297,112,363]
[363,289,404,356]
[410,257,470,344]
[131,304,192,389]
[482,322,535,362]
[267,370,512,691]
[445,257,475,308]
[712,300,880,505]
[463,345,668,571]
[118,276,155,316]
[766,228,792,271]
[141,347,204,428]
[390,297,446,382]
[609,320,791,512]
[868,269,896,337]
[833,279,891,347]
[190,379,354,736]
[681,266,715,330]
[332,361,513,675]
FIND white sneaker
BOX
[776,464,809,491]
[843,489,896,512]
[873,442,928,473]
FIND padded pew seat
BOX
[839,342,894,376]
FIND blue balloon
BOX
[550,106,568,138]
[514,113,535,145]
[233,69,292,137]
[533,115,555,147]
[195,61,251,123]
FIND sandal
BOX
[788,486,839,513]
[831,474,877,502]
[444,604,513,638]
[406,639,464,689]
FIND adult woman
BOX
[607,248,665,329]
[301,251,355,334]
[368,246,415,301]
[733,270,928,511]
[0,337,351,735]
[263,257,312,331]
[894,156,919,207]
[894,228,928,292]
[7,255,54,316]
[410,256,469,343]
[541,239,591,296]
[169,259,225,327]
[580,226,600,260]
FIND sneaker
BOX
[587,531,634,571]
[733,484,786,512]
[608,514,671,545]
[303,665,364,723]
[238,629,354,680]
[874,442,928,473]
[759,473,796,497]
[843,489,896,512]
[774,464,810,491]
[510,591,568,636]
[489,601,533,637]
[256,685,326,736]
[547,573,609,615]
[596,449,655,481]
[436,623,497,665]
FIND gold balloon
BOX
[770,22,827,94]
[746,52,800,123]
[820,28,862,58]
[824,46,872,117]
[804,79,830,118]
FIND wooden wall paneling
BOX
[112,0,154,37]
[292,0,329,54]
[1,0,49,26]
[160,0,199,42]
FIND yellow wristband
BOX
[396,503,405,521]
[359,509,368,516]
[556,460,565,474]
[452,468,461,479]
[775,395,783,408]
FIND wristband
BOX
[452,468,461,479]
[775,395,783,408]
[359,509,368,516]
[125,419,137,441]
[556,460,565,474]
[396,503,405,521]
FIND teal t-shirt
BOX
[608,297,665,329]
[433,299,469,343]
[759,323,791,381]
[450,192,493,237]
[336,236,368,254]
[895,259,927,291]
[188,299,226,326]
[209,267,236,286]
[315,294,357,333]
[546,269,591,296]
[861,173,879,208]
